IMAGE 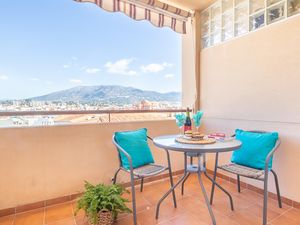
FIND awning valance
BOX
[75,0,192,34]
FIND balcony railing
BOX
[0,109,191,126]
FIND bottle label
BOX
[184,125,192,132]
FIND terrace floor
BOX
[1,174,300,225]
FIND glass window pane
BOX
[222,28,234,41]
[250,12,265,30]
[201,10,210,25]
[201,23,210,36]
[211,20,221,33]
[202,37,210,48]
[210,32,221,45]
[235,20,248,36]
[267,2,285,24]
[250,0,265,14]
[211,4,221,19]
[288,0,300,16]
[267,0,283,6]
[223,0,234,13]
[235,0,248,7]
[235,5,248,21]
[223,13,234,29]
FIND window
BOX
[201,0,300,48]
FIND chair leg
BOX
[130,170,138,225]
[166,150,177,208]
[140,177,144,192]
[237,175,241,193]
[210,153,219,205]
[181,172,191,195]
[112,168,121,184]
[271,169,282,208]
[263,170,269,225]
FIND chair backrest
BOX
[112,134,123,168]
[231,130,281,170]
[112,129,154,170]
[246,130,281,149]
[112,133,153,167]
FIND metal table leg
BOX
[156,152,188,219]
[156,153,217,225]
[208,153,234,210]
[181,172,191,195]
[197,154,217,225]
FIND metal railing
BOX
[0,109,191,123]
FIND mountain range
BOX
[28,85,181,104]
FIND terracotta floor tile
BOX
[71,201,85,218]
[210,194,252,217]
[160,213,208,225]
[2,175,298,225]
[271,208,300,225]
[246,201,289,221]
[138,202,186,224]
[228,209,273,225]
[45,203,73,224]
[14,208,44,225]
[0,215,14,225]
[125,195,152,213]
[114,215,138,225]
[46,218,75,225]
[75,215,89,225]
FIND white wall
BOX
[200,15,300,202]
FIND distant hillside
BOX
[29,85,181,104]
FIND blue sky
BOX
[0,0,181,100]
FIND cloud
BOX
[162,62,173,67]
[141,64,164,73]
[45,81,53,85]
[141,62,173,73]
[71,56,78,61]
[63,64,70,69]
[85,68,101,74]
[105,58,137,76]
[164,74,175,78]
[0,75,8,80]
[28,78,39,81]
[69,79,82,84]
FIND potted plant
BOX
[76,181,132,225]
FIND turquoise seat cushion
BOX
[231,129,279,170]
[115,128,154,170]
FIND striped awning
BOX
[75,0,192,34]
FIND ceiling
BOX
[160,0,216,11]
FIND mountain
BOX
[29,85,181,104]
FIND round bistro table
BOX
[153,135,242,225]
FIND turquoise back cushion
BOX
[231,129,279,170]
[115,128,154,170]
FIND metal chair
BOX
[210,130,282,225]
[112,134,177,225]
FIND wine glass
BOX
[175,113,186,135]
[193,111,203,132]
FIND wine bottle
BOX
[184,107,192,132]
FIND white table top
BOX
[153,135,242,153]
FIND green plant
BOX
[76,181,132,225]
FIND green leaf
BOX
[76,182,132,224]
